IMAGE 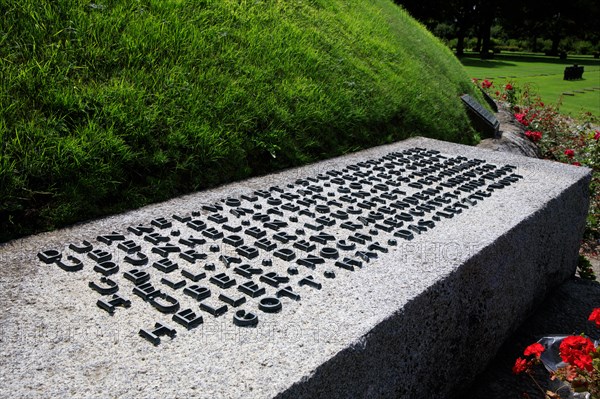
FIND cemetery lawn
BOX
[0,0,480,242]
[461,52,600,119]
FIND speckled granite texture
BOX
[0,137,591,398]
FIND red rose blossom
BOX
[524,342,545,358]
[564,149,575,158]
[525,130,542,142]
[589,308,600,327]
[481,79,493,89]
[559,335,595,372]
[505,83,513,90]
[572,162,581,166]
[594,130,600,140]
[512,357,529,374]
[515,113,529,126]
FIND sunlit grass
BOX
[0,0,479,241]
[461,52,600,118]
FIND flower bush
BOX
[513,308,600,398]
[476,79,600,262]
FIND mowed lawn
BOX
[461,52,600,118]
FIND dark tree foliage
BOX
[395,0,600,56]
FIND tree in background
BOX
[396,0,478,56]
[477,0,497,58]
[395,0,600,56]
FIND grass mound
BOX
[0,0,479,242]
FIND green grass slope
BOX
[0,0,479,242]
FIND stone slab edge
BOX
[277,170,589,398]
[0,137,591,399]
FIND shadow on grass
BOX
[459,52,600,69]
[460,58,517,68]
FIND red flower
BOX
[559,335,595,372]
[505,83,513,90]
[481,79,493,89]
[594,130,600,140]
[564,149,575,158]
[589,308,600,327]
[525,130,542,142]
[515,113,529,126]
[572,162,581,166]
[513,357,529,374]
[572,353,593,371]
[495,91,500,96]
[524,342,545,358]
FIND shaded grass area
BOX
[461,52,600,118]
[0,0,479,242]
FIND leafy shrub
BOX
[573,40,597,55]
